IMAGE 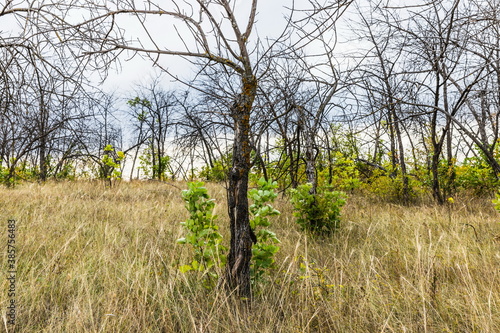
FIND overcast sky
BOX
[101,0,329,92]
[98,0,432,95]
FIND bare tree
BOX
[350,1,413,202]
[349,0,496,203]
[448,0,500,177]
[0,1,98,183]
[128,76,178,180]
[65,0,265,298]
[64,0,352,298]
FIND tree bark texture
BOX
[225,76,257,298]
[304,129,317,195]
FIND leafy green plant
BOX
[325,152,361,192]
[138,148,153,178]
[198,153,231,182]
[99,144,125,181]
[127,96,152,109]
[54,161,76,180]
[248,177,281,281]
[178,179,280,288]
[0,161,18,187]
[493,193,500,212]
[364,170,424,203]
[138,146,171,180]
[0,159,39,186]
[155,155,171,180]
[455,157,500,196]
[177,178,281,291]
[177,182,227,280]
[290,184,346,235]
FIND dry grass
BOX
[0,181,499,332]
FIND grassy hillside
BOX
[1,181,499,332]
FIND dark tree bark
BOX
[225,78,257,297]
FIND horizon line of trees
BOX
[1,67,498,199]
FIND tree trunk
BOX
[445,127,456,197]
[304,129,317,195]
[39,136,48,182]
[391,109,410,203]
[431,143,444,205]
[130,124,143,180]
[224,76,257,299]
[291,121,301,189]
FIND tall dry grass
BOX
[0,181,499,332]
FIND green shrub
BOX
[455,158,499,195]
[198,153,231,182]
[99,144,124,181]
[324,152,361,192]
[248,177,281,280]
[178,179,281,288]
[493,193,500,212]
[364,171,425,202]
[54,162,77,180]
[177,182,227,280]
[290,184,346,235]
[138,146,171,180]
[0,159,39,186]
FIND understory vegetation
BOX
[1,181,499,332]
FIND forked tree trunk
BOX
[224,76,257,299]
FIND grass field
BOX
[0,181,499,332]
